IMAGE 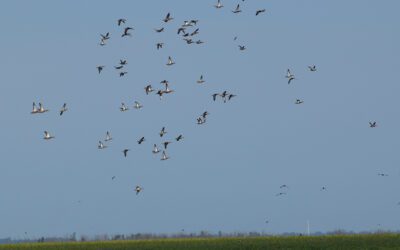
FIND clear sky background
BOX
[1,0,400,239]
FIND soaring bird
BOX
[43,131,54,140]
[214,0,223,8]
[135,186,142,195]
[156,43,164,50]
[37,102,49,113]
[369,121,377,128]
[161,151,170,160]
[163,141,171,149]
[145,85,154,95]
[117,18,126,26]
[152,144,160,154]
[114,65,124,70]
[176,134,184,141]
[134,101,143,109]
[232,4,242,13]
[97,65,105,74]
[122,149,130,157]
[98,141,107,149]
[122,27,133,37]
[166,56,175,66]
[155,27,164,33]
[105,131,112,142]
[256,9,266,16]
[31,102,38,114]
[163,13,173,23]
[286,69,295,84]
[197,75,205,84]
[137,137,145,144]
[295,99,304,104]
[308,65,317,71]
[120,103,129,112]
[59,103,67,116]
[159,127,167,137]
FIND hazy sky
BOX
[1,0,400,239]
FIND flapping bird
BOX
[156,43,164,50]
[276,192,286,196]
[228,94,236,101]
[238,45,246,51]
[120,59,127,65]
[308,65,317,71]
[378,173,388,177]
[120,103,129,112]
[123,149,130,157]
[280,185,289,189]
[114,65,124,70]
[286,69,295,84]
[369,121,377,128]
[163,141,171,149]
[135,186,142,195]
[31,102,38,114]
[122,27,133,37]
[105,131,112,142]
[214,0,223,9]
[197,75,205,84]
[145,85,154,95]
[37,102,49,113]
[59,103,67,116]
[321,187,327,191]
[137,137,145,144]
[197,117,206,125]
[98,141,107,149]
[191,28,199,36]
[256,9,266,16]
[152,144,160,154]
[232,4,242,13]
[295,99,304,104]
[176,134,184,141]
[212,93,219,101]
[134,101,143,109]
[166,56,175,66]
[117,18,126,26]
[155,27,164,33]
[97,65,105,74]
[100,32,110,41]
[159,127,167,137]
[43,131,54,140]
[163,12,173,23]
[119,71,128,77]
[161,151,170,160]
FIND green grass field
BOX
[1,234,400,250]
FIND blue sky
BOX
[1,0,400,238]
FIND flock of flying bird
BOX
[31,0,382,200]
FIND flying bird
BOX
[135,186,142,195]
[276,192,286,196]
[163,12,173,22]
[163,141,171,149]
[105,131,112,142]
[155,27,165,33]
[286,69,295,84]
[280,185,289,189]
[214,0,223,9]
[97,65,105,74]
[378,173,388,177]
[228,94,236,101]
[156,43,164,50]
[137,137,145,144]
[152,144,160,154]
[119,71,128,77]
[190,28,199,36]
[256,9,266,16]
[166,56,175,66]
[117,18,126,26]
[212,93,219,101]
[31,102,38,114]
[122,27,133,37]
[134,101,143,109]
[197,75,205,84]
[308,65,317,71]
[145,85,154,95]
[176,134,184,141]
[122,149,130,157]
[98,141,107,149]
[232,4,242,13]
[119,59,127,65]
[369,121,377,128]
[43,131,55,140]
[238,45,246,51]
[100,32,110,41]
[295,99,304,104]
[159,127,167,137]
[161,151,170,160]
[59,103,67,116]
[37,102,49,113]
[120,103,129,112]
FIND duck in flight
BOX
[120,103,129,112]
[43,131,55,140]
[155,27,164,33]
[163,13,173,23]
[166,56,175,66]
[137,137,145,144]
[97,65,105,74]
[37,102,49,114]
[135,185,142,195]
[134,101,143,109]
[163,141,171,149]
[369,121,377,128]
[98,141,107,149]
[197,75,205,84]
[308,65,317,71]
[145,85,154,95]
[295,99,304,104]
[176,134,184,141]
[122,27,133,37]
[238,45,246,51]
[152,144,160,154]
[156,43,164,50]
[159,127,167,137]
[117,18,126,26]
[31,102,38,114]
[59,103,67,116]
[122,149,130,157]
